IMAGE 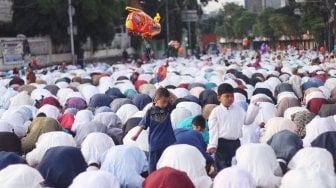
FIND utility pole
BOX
[68,0,75,64]
[165,0,169,46]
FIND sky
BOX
[202,0,244,14]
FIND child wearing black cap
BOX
[206,83,246,172]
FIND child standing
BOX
[132,88,176,173]
[207,83,246,172]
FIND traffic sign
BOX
[67,26,77,35]
[68,6,75,16]
[181,10,198,22]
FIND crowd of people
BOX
[0,47,335,187]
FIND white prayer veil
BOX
[157,144,212,188]
[213,166,256,188]
[0,164,44,188]
[81,132,115,167]
[288,147,335,174]
[260,117,297,143]
[236,143,281,188]
[280,168,336,188]
[26,131,76,166]
[69,171,120,188]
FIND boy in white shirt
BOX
[207,83,246,172]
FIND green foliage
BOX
[300,1,329,45]
[12,0,125,50]
[233,11,256,37]
[201,16,217,34]
[9,0,333,50]
[212,3,245,39]
[252,8,275,38]
[210,0,328,47]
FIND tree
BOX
[12,0,125,50]
[300,0,329,46]
[252,8,276,39]
[233,11,257,38]
[137,0,206,50]
[213,3,245,39]
[201,16,217,34]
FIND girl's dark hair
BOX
[154,87,170,100]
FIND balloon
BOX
[125,6,161,39]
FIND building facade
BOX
[0,0,12,23]
[265,0,282,9]
[245,0,289,13]
[244,0,263,13]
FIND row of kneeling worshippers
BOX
[0,50,335,187]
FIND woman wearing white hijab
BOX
[283,106,308,120]
[116,104,139,125]
[260,117,297,143]
[92,112,124,144]
[170,107,192,129]
[57,88,75,106]
[288,147,335,174]
[26,131,76,167]
[93,112,123,129]
[81,132,115,170]
[176,101,202,116]
[173,88,190,98]
[282,147,336,188]
[236,143,282,188]
[1,110,30,138]
[0,164,44,188]
[70,171,120,188]
[213,166,256,188]
[37,104,60,120]
[157,144,212,188]
[72,109,94,132]
[79,84,99,104]
[0,120,13,132]
[242,100,277,145]
[0,88,17,110]
[31,88,52,102]
[9,91,33,107]
[100,145,148,188]
[123,126,149,152]
[280,168,336,188]
[303,116,336,147]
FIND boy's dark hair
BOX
[36,112,47,117]
[154,87,170,99]
[192,115,206,129]
[217,83,234,96]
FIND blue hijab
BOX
[132,94,152,110]
[311,131,336,162]
[174,128,213,164]
[88,94,114,109]
[267,130,303,164]
[199,89,219,106]
[37,146,87,188]
[0,151,26,170]
[105,87,125,98]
